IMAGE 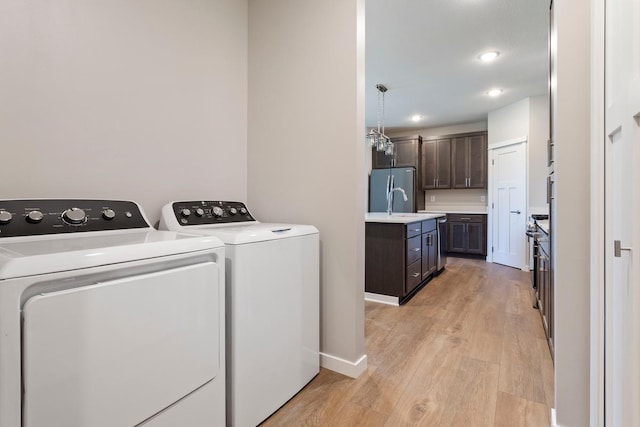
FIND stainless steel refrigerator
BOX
[369,167,416,213]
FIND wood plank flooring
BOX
[261,257,554,427]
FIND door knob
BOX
[614,240,632,257]
[510,210,522,214]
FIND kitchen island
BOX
[365,213,445,305]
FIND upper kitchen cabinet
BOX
[372,136,422,169]
[452,132,487,189]
[421,138,451,190]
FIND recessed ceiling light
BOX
[479,51,500,62]
[487,88,503,97]
[410,114,423,122]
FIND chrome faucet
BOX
[387,187,408,215]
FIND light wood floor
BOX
[261,257,554,427]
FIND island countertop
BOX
[418,208,487,215]
[365,212,445,224]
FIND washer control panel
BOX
[0,200,149,238]
[171,201,255,226]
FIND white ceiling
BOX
[365,0,549,132]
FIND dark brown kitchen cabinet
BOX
[446,214,487,256]
[371,136,422,169]
[421,225,438,280]
[452,133,487,189]
[536,228,553,358]
[365,218,439,303]
[421,138,451,190]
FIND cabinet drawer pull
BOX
[412,248,421,252]
[411,228,420,232]
[411,272,420,278]
[460,217,471,221]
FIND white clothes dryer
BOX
[0,199,226,427]
[159,201,319,427]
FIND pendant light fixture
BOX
[367,84,394,156]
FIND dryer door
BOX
[21,262,220,427]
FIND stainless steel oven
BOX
[527,214,548,308]
[526,224,539,308]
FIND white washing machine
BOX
[0,199,226,427]
[159,201,319,427]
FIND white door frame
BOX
[590,0,605,425]
[487,136,528,269]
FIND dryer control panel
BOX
[0,200,150,238]
[171,201,255,226]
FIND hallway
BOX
[262,257,554,426]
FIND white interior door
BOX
[604,0,640,424]
[491,142,527,269]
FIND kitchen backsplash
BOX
[423,188,487,211]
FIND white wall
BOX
[0,0,248,225]
[487,98,530,145]
[423,189,487,212]
[247,0,366,376]
[553,0,591,425]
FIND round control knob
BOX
[26,210,44,224]
[212,206,223,217]
[180,209,191,217]
[195,208,205,217]
[0,210,12,224]
[229,207,237,215]
[239,207,247,215]
[62,208,87,225]
[102,209,116,220]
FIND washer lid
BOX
[184,223,319,245]
[0,229,224,280]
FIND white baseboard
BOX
[551,408,557,426]
[364,292,399,306]
[320,353,368,378]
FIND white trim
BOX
[487,135,528,150]
[487,149,494,263]
[320,353,367,378]
[590,0,605,425]
[364,292,399,306]
[551,408,558,426]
